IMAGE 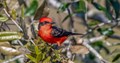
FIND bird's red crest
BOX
[39,17,52,23]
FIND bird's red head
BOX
[39,17,52,23]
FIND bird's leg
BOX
[57,42,61,46]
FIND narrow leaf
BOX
[21,5,25,19]
[42,52,46,60]
[36,52,42,62]
[109,0,120,18]
[79,0,86,12]
[0,16,8,22]
[92,2,112,19]
[25,54,36,63]
[0,32,18,36]
[112,54,120,62]
[92,2,104,10]
[35,46,40,55]
[62,14,73,23]
[0,35,22,41]
[0,32,22,41]
[11,9,17,20]
[97,28,114,36]
[88,20,100,26]
[43,56,51,63]
[59,3,70,12]
[25,0,38,16]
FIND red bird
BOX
[38,17,82,46]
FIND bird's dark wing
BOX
[51,26,82,37]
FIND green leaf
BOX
[36,52,42,62]
[25,0,38,16]
[79,0,86,13]
[0,15,8,22]
[92,2,104,10]
[97,28,114,36]
[112,54,120,62]
[42,52,46,60]
[92,2,112,20]
[88,20,100,26]
[35,46,40,55]
[91,41,110,54]
[25,54,36,63]
[0,32,22,41]
[109,0,120,18]
[0,35,22,41]
[59,3,70,12]
[91,41,103,47]
[0,32,18,36]
[11,9,17,20]
[43,56,51,63]
[21,5,25,19]
[54,50,60,59]
[62,14,73,23]
[105,0,111,15]
[15,59,20,63]
[71,0,86,13]
[88,52,95,60]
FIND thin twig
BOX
[67,8,74,32]
[17,40,24,46]
[29,18,37,39]
[83,1,91,29]
[4,22,11,30]
[3,9,23,31]
[81,23,105,38]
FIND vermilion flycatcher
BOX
[38,17,82,46]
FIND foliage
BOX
[25,0,38,16]
[26,38,64,63]
[0,0,120,63]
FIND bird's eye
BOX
[44,21,49,24]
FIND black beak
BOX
[38,23,41,30]
[50,22,55,24]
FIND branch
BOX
[80,36,110,63]
[2,54,24,63]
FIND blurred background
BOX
[0,0,120,63]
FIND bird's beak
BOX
[50,22,55,24]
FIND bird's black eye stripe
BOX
[43,21,49,24]
[38,21,51,29]
[40,21,50,25]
